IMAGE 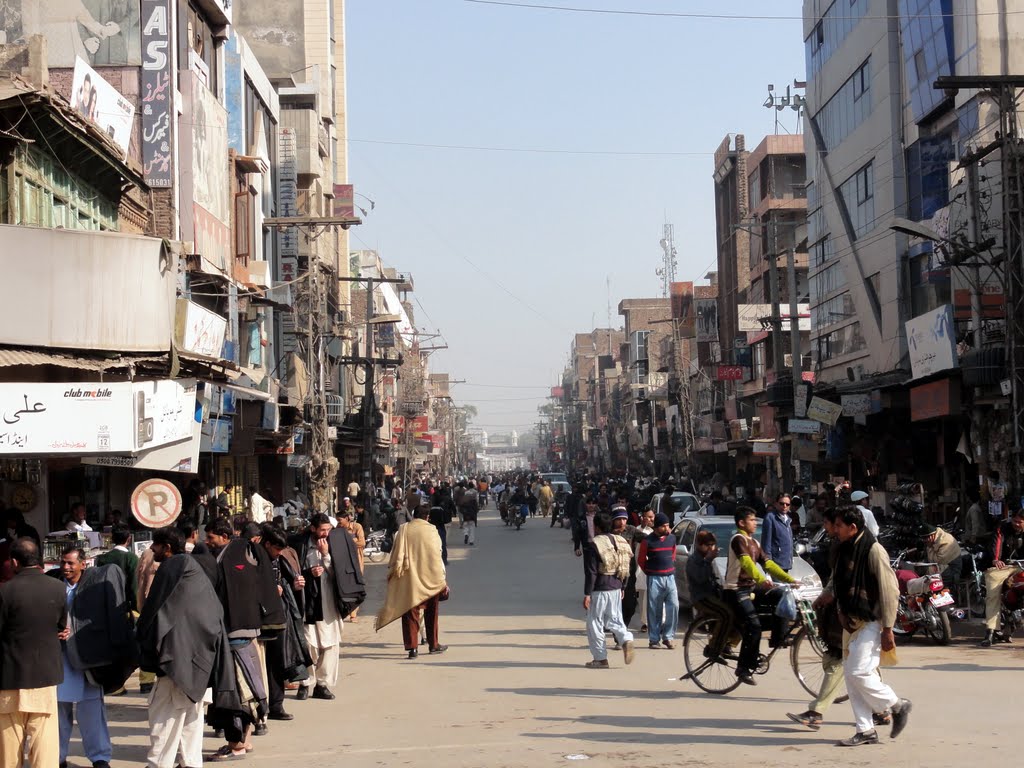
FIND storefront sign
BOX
[141,0,173,187]
[752,440,780,456]
[738,304,810,332]
[717,365,745,381]
[277,127,299,355]
[131,478,182,527]
[906,304,957,380]
[174,298,227,358]
[0,380,195,455]
[840,394,873,417]
[806,396,843,427]
[787,418,820,435]
[910,379,960,421]
[71,58,135,159]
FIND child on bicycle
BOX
[686,530,734,656]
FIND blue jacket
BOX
[760,510,794,570]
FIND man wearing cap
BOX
[637,513,679,650]
[582,512,635,668]
[850,492,880,536]
[610,506,642,629]
[919,523,961,587]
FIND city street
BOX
[84,511,1017,768]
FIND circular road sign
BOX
[131,478,183,528]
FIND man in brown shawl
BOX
[375,505,448,659]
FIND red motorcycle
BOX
[989,560,1024,644]
[892,556,956,645]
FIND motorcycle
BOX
[892,555,958,645]
[363,529,390,563]
[988,559,1024,644]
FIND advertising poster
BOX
[71,57,134,158]
[695,297,719,343]
[906,304,957,380]
[3,0,141,67]
[140,0,172,186]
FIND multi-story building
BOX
[802,0,1024,506]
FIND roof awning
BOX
[0,348,166,371]
[235,155,269,174]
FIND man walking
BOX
[137,527,231,768]
[829,506,911,746]
[375,504,448,659]
[0,538,67,768]
[460,482,480,545]
[637,513,679,650]
[95,523,139,614]
[583,513,635,668]
[761,493,794,572]
[293,514,365,698]
[537,479,554,519]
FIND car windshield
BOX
[665,493,699,515]
[542,473,568,484]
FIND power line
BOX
[462,0,1021,21]
[350,137,708,157]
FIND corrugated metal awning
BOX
[0,348,166,371]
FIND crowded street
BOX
[54,510,1019,768]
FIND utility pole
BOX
[936,75,1024,491]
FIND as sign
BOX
[716,365,744,381]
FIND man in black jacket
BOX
[291,514,365,700]
[0,538,67,768]
[138,526,232,768]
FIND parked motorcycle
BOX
[363,529,390,563]
[988,559,1024,644]
[892,555,958,644]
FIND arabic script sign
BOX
[141,0,173,187]
[906,304,957,380]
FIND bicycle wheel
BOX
[682,616,741,695]
[790,626,848,704]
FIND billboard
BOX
[737,304,811,332]
[906,304,957,380]
[71,58,134,158]
[2,0,141,67]
[695,298,719,343]
[189,73,230,269]
[670,282,695,337]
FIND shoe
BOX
[662,639,675,650]
[872,710,891,727]
[408,649,418,659]
[253,722,268,736]
[787,711,822,731]
[584,659,610,669]
[836,730,879,747]
[312,685,335,700]
[139,683,153,694]
[890,698,912,738]
[93,762,111,768]
[622,640,635,665]
[737,670,757,686]
[612,643,621,651]
[295,686,309,701]
[648,642,661,649]
[420,637,427,646]
[268,710,294,721]
[981,629,995,647]
[429,644,448,654]
[60,763,67,768]
[464,535,469,544]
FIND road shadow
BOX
[486,686,798,704]
[446,628,582,637]
[521,729,836,746]
[915,662,1024,672]
[427,660,583,669]
[536,714,824,732]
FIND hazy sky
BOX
[346,0,806,433]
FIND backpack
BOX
[593,534,631,581]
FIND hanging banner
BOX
[841,393,873,416]
[806,396,843,427]
[695,298,719,343]
[670,282,695,337]
[906,304,957,380]
[71,58,135,158]
[140,0,173,186]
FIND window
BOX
[811,261,847,300]
[837,160,876,238]
[813,21,824,52]
[852,60,868,100]
[855,164,873,203]
[811,292,856,330]
[816,322,866,362]
[812,57,871,151]
[185,3,219,94]
[10,146,117,230]
[805,0,869,78]
[752,342,766,381]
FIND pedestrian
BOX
[609,506,640,629]
[634,508,654,632]
[538,479,554,518]
[337,509,366,622]
[848,491,880,536]
[292,513,365,699]
[637,512,679,650]
[582,512,635,668]
[761,492,795,572]
[829,505,911,746]
[375,504,449,659]
[95,522,139,613]
[55,545,137,768]
[0,538,67,768]
[137,526,232,768]
[461,483,480,545]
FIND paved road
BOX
[84,509,1018,768]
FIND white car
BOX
[650,491,705,525]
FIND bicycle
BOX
[681,583,848,701]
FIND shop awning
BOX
[0,348,166,372]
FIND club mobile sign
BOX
[141,0,173,187]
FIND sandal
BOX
[210,745,247,761]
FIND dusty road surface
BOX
[79,511,1018,768]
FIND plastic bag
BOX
[880,647,899,667]
[774,586,798,621]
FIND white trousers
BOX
[464,520,476,544]
[586,589,634,661]
[844,621,899,733]
[146,677,204,768]
[303,632,340,689]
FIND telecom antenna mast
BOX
[656,222,678,297]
